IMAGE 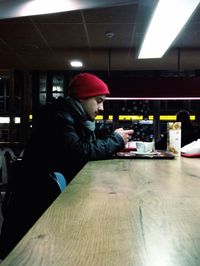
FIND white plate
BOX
[130,151,158,155]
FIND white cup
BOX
[144,142,154,153]
[136,141,154,153]
[136,142,145,153]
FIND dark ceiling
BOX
[0,0,200,72]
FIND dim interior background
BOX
[0,1,200,147]
[1,1,200,212]
[0,69,200,148]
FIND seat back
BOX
[1,158,22,217]
[4,151,14,183]
[0,148,16,185]
[0,148,16,203]
[50,172,67,192]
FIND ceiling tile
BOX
[0,22,46,50]
[87,23,134,48]
[83,4,137,23]
[36,23,88,48]
[31,10,83,23]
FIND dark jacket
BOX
[0,97,124,259]
[22,96,124,184]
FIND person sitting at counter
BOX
[156,109,198,150]
[0,72,133,259]
[176,110,197,147]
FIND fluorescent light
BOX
[14,117,21,124]
[0,117,10,123]
[70,60,83,68]
[21,0,79,17]
[0,0,130,19]
[138,0,200,59]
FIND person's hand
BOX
[114,128,134,145]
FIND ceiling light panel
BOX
[138,0,200,59]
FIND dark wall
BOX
[31,70,200,100]
[107,76,200,98]
[65,70,200,98]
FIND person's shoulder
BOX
[37,97,83,125]
[37,97,67,115]
[33,98,68,126]
[53,97,76,124]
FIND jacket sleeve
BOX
[57,112,125,161]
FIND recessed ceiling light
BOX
[70,60,83,68]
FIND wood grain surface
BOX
[1,157,200,266]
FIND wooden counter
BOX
[1,157,200,265]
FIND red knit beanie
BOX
[68,73,110,99]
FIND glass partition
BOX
[95,98,200,146]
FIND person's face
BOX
[80,95,106,120]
